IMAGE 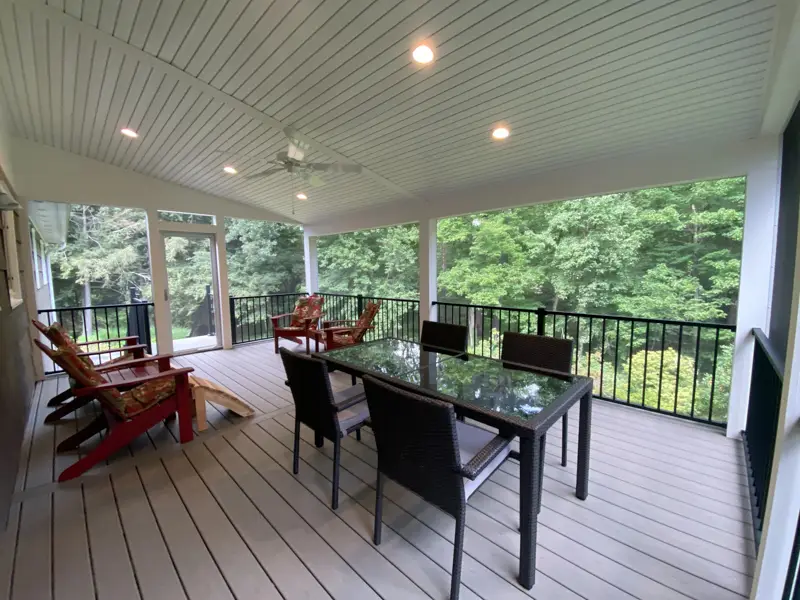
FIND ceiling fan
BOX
[232,128,363,187]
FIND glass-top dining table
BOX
[313,338,594,589]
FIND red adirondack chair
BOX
[321,301,382,350]
[36,340,194,482]
[32,319,148,407]
[271,294,324,354]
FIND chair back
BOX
[288,296,311,327]
[420,320,468,355]
[34,340,121,404]
[501,332,573,373]
[32,319,93,365]
[352,301,381,342]
[279,348,339,441]
[306,294,324,331]
[362,375,465,518]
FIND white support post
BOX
[215,214,233,349]
[419,218,437,329]
[727,140,782,437]
[145,208,172,355]
[750,207,800,600]
[304,232,318,293]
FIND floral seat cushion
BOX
[285,294,324,330]
[332,333,356,346]
[43,346,175,419]
[38,321,140,367]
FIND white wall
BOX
[9,137,293,223]
[305,136,778,236]
[0,105,15,187]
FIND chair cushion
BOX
[333,383,366,407]
[336,400,370,434]
[289,296,311,327]
[46,348,123,406]
[111,378,176,418]
[43,322,94,366]
[332,333,355,346]
[457,421,512,499]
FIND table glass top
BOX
[319,338,458,378]
[394,355,577,421]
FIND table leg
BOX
[537,434,545,514]
[518,434,540,589]
[576,392,592,500]
[315,431,324,448]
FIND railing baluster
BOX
[674,325,684,414]
[709,328,721,422]
[599,318,607,398]
[612,319,620,400]
[587,318,593,379]
[627,321,634,405]
[658,324,666,411]
[642,322,650,407]
[691,326,701,419]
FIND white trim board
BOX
[10,137,293,222]
[304,135,778,236]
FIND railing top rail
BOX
[37,302,154,313]
[230,293,303,300]
[315,292,420,302]
[752,328,785,381]
[433,300,736,330]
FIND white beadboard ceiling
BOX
[0,0,779,223]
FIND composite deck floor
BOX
[1,340,755,600]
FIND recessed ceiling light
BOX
[412,44,434,64]
[223,165,238,174]
[120,128,138,138]
[492,126,510,140]
[296,192,308,200]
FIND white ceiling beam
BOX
[13,0,419,203]
[304,136,779,236]
[760,0,800,134]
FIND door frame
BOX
[157,224,223,355]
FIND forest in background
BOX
[48,177,744,422]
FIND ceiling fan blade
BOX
[307,162,362,174]
[244,167,285,180]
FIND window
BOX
[30,226,40,289]
[158,210,215,225]
[40,237,48,285]
[1,211,23,307]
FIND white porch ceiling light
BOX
[412,44,434,64]
[120,128,139,138]
[296,192,308,200]
[223,165,238,174]
[492,126,510,140]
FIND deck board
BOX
[3,340,756,600]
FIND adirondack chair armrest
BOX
[76,336,139,347]
[76,344,148,358]
[270,313,294,326]
[322,319,357,328]
[73,367,194,396]
[94,354,174,372]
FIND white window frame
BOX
[1,211,23,308]
[39,236,47,285]
[30,226,40,289]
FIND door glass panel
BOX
[164,234,218,352]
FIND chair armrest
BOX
[458,435,512,480]
[74,367,194,395]
[94,354,173,372]
[76,336,138,347]
[76,344,148,358]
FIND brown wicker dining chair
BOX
[420,320,468,355]
[280,348,368,509]
[501,332,573,467]
[362,375,512,600]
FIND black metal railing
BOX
[229,293,304,344]
[743,328,784,547]
[230,292,420,345]
[37,302,155,374]
[318,292,420,342]
[434,301,736,425]
[785,510,800,599]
